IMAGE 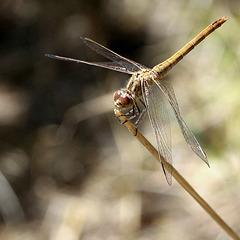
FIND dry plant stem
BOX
[115,109,240,240]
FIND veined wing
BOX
[81,37,147,72]
[142,80,173,185]
[45,54,136,74]
[46,37,148,74]
[155,79,209,166]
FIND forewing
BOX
[45,54,135,74]
[155,79,209,166]
[142,80,173,185]
[81,37,147,72]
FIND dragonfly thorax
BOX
[113,70,155,110]
[113,89,134,109]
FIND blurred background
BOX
[0,0,240,239]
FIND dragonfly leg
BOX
[123,106,138,123]
[134,107,147,128]
[134,98,147,127]
[114,107,137,125]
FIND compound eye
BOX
[113,91,121,101]
[120,96,131,106]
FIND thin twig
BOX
[114,109,240,240]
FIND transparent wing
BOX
[81,37,147,72]
[155,79,209,166]
[45,54,135,74]
[46,37,148,74]
[142,80,173,185]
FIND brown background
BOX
[0,0,239,239]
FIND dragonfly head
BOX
[113,89,133,109]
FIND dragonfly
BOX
[46,17,228,185]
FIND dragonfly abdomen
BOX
[152,17,228,79]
